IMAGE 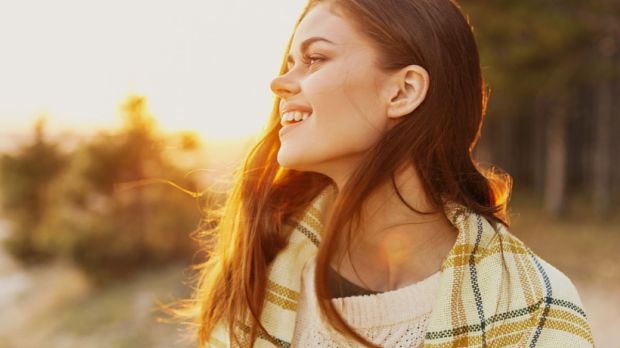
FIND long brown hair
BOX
[164,0,513,347]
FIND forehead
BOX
[290,3,363,52]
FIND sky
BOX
[0,0,307,141]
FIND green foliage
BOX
[0,118,68,264]
[462,0,618,110]
[0,96,204,285]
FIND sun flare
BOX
[0,0,306,143]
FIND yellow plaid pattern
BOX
[208,183,594,347]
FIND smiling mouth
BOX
[282,112,313,126]
[279,113,313,136]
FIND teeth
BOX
[282,111,311,124]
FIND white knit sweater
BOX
[291,256,441,348]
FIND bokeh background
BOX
[0,0,618,347]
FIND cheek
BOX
[308,63,385,136]
[278,63,386,170]
[312,70,385,146]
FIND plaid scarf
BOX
[208,183,594,347]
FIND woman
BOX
[168,0,594,347]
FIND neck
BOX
[328,162,457,292]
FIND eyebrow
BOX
[287,36,335,65]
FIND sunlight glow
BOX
[0,0,306,141]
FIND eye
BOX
[302,53,325,67]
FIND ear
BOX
[385,65,429,119]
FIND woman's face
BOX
[270,3,394,187]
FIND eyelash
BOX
[301,54,325,67]
[285,54,325,73]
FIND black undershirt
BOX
[327,265,383,298]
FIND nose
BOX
[270,72,301,99]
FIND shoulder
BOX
[491,222,585,305]
[433,206,595,346]
[500,225,584,300]
[531,251,583,302]
[525,252,595,346]
[497,227,595,346]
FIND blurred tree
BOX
[0,96,205,286]
[42,95,202,285]
[461,0,619,218]
[0,117,68,264]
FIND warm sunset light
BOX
[0,2,615,347]
[0,0,306,141]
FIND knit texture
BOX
[207,183,595,347]
[291,255,441,347]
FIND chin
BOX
[277,147,314,172]
[277,148,300,169]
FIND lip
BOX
[280,103,313,116]
[279,113,312,137]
